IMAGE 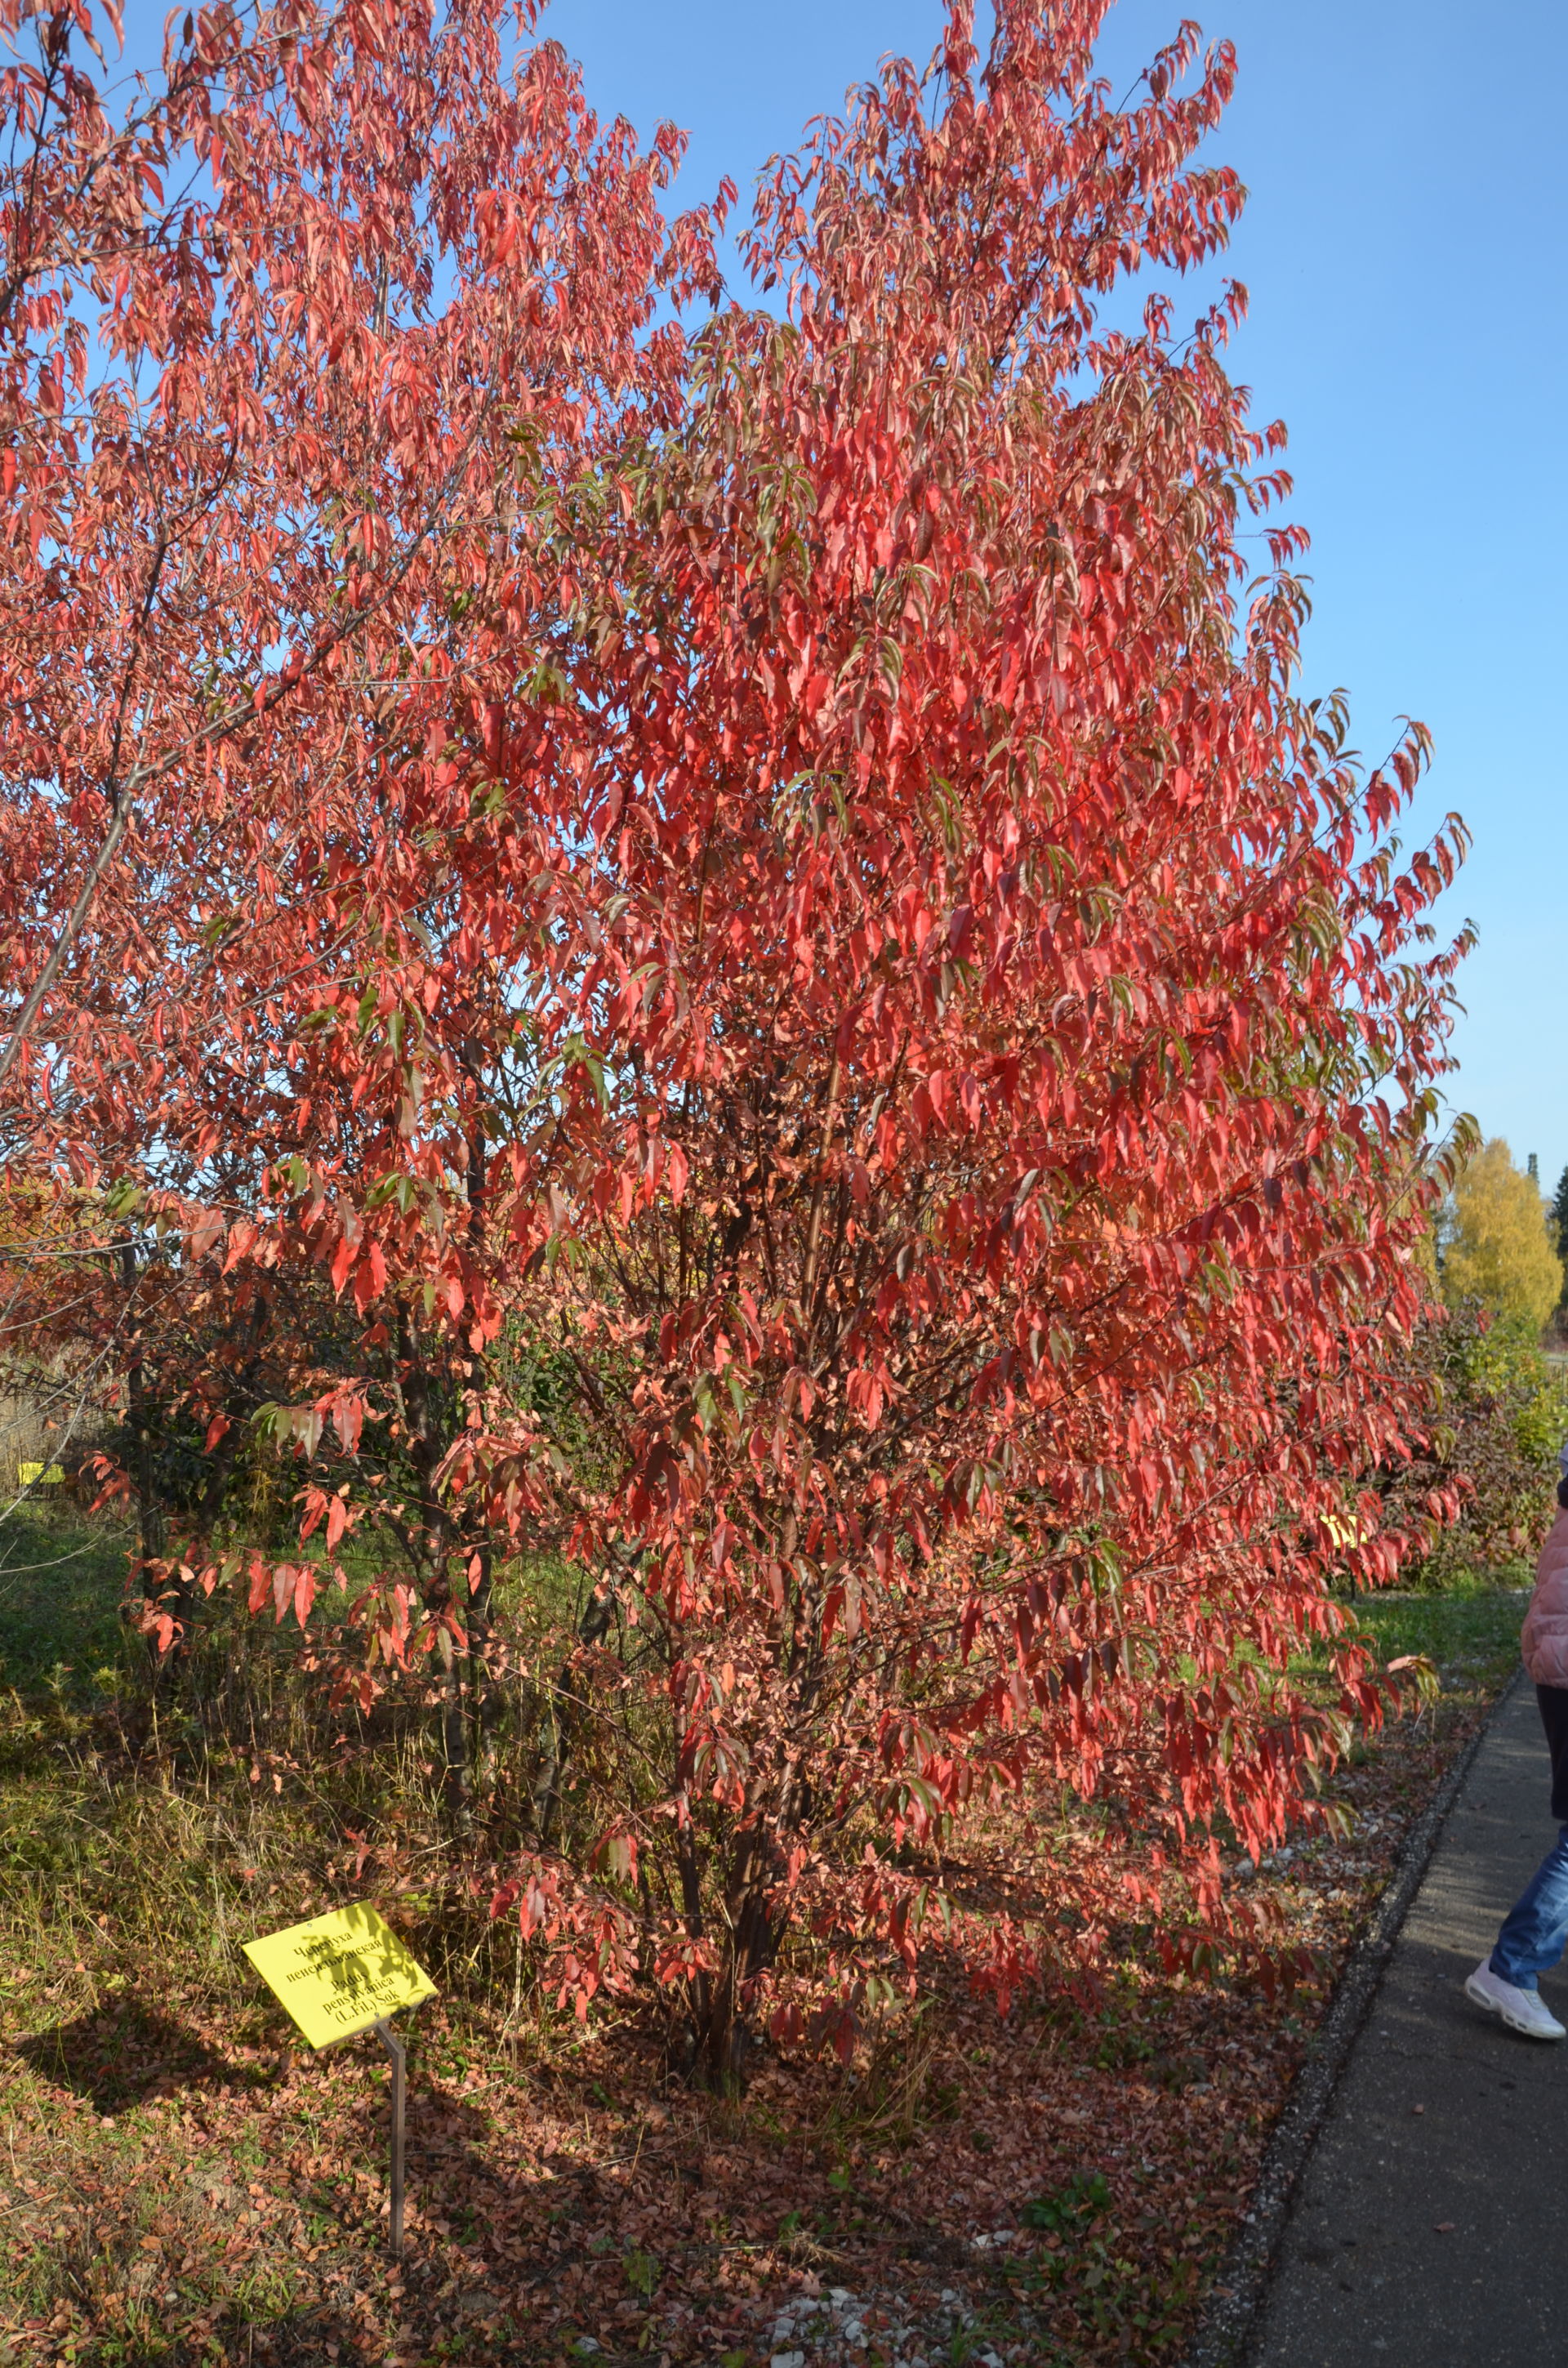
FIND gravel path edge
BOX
[1177,1666,1526,2368]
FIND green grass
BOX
[0,1504,132,1697]
[0,1503,587,2042]
[1345,1573,1530,1695]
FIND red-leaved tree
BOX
[0,0,719,1692]
[3,0,1472,2076]
[448,0,1472,2068]
[0,0,719,1095]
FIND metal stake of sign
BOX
[375,2018,407,2257]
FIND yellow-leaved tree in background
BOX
[1442,1138,1564,1330]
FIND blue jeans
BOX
[1490,1827,1568,1988]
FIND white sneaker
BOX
[1465,1959,1566,2040]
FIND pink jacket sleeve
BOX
[1521,1511,1568,1688]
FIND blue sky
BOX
[538,0,1568,1190]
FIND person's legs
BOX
[1491,1826,1568,1987]
[1539,1683,1568,1820]
[1486,1686,1568,1987]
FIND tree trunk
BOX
[689,1821,782,2088]
[438,1618,471,1835]
[394,1296,474,1835]
[466,1541,500,1804]
[118,1240,176,1672]
[531,1585,614,1846]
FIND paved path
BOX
[1250,1675,1568,2364]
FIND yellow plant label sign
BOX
[242,1904,436,2049]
